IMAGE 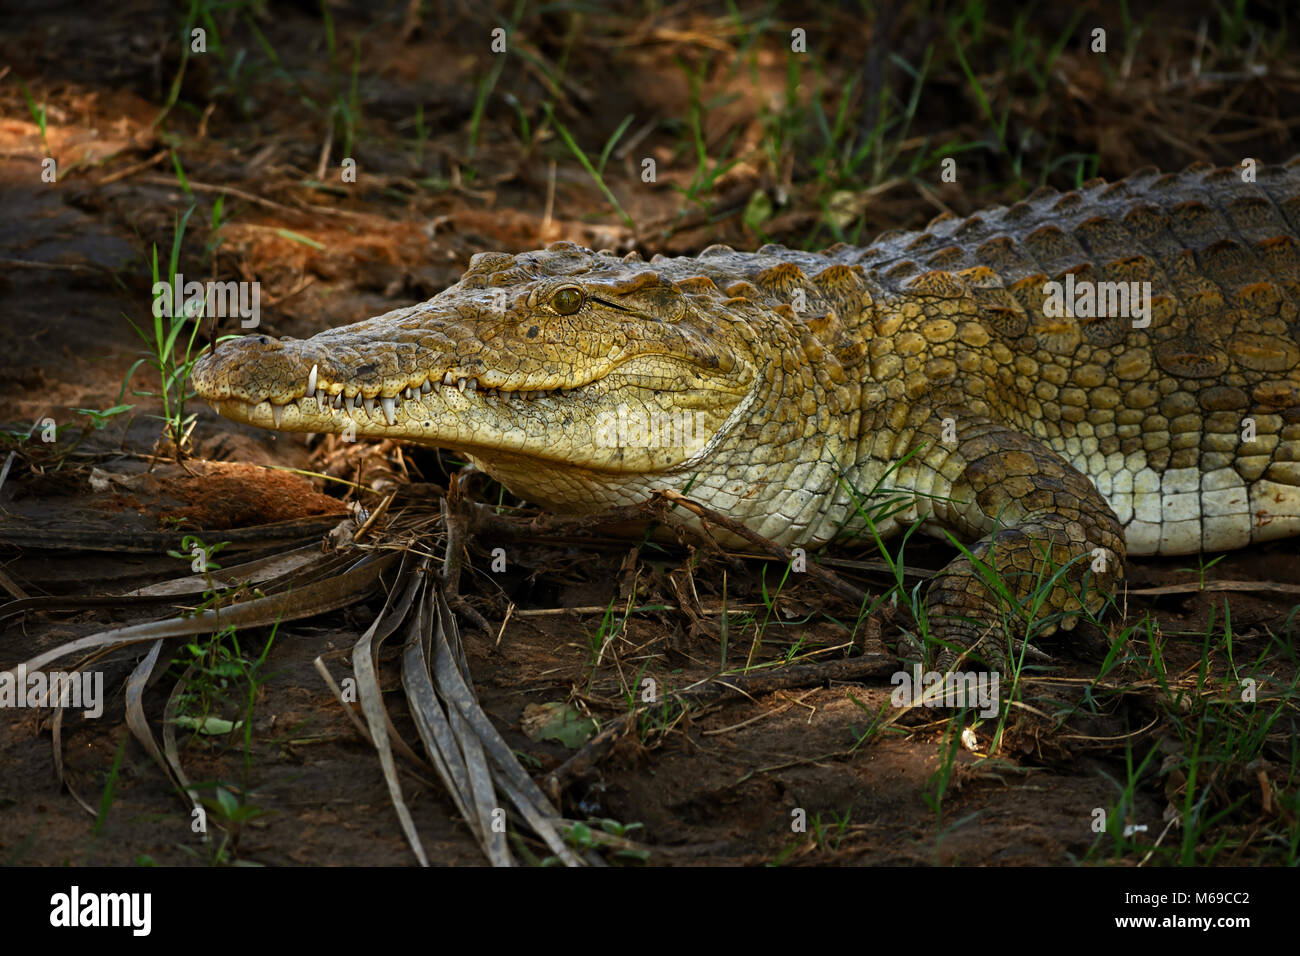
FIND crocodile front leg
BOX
[906,416,1127,670]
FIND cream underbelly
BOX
[1068,453,1300,556]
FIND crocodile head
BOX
[192,242,775,508]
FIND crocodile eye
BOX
[552,286,584,315]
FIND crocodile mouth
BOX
[198,349,743,429]
[206,364,604,429]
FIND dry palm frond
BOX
[336,548,585,866]
[2,511,587,866]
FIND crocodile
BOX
[192,158,1300,662]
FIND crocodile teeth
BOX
[402,387,414,400]
[464,378,477,392]
[381,397,397,425]
[346,393,358,411]
[363,396,376,417]
[272,403,284,427]
[333,392,344,409]
[420,380,433,394]
[443,372,456,386]
[307,364,318,396]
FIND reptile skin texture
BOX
[193,157,1300,664]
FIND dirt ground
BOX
[1,1,1298,867]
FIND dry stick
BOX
[541,159,556,232]
[0,450,15,496]
[136,174,305,218]
[0,564,30,601]
[136,174,384,223]
[0,257,105,274]
[703,689,818,737]
[313,656,375,744]
[314,652,442,790]
[1127,580,1300,596]
[465,498,672,540]
[352,491,396,543]
[441,483,492,634]
[315,110,335,182]
[440,487,466,599]
[494,602,515,647]
[514,602,766,617]
[0,514,346,554]
[93,148,169,187]
[542,653,897,802]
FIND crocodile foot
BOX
[914,417,1127,673]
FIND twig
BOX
[1128,580,1300,596]
[315,110,335,182]
[495,602,515,648]
[0,257,103,274]
[542,159,556,232]
[702,689,817,736]
[93,149,169,187]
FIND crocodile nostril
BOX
[257,336,270,344]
